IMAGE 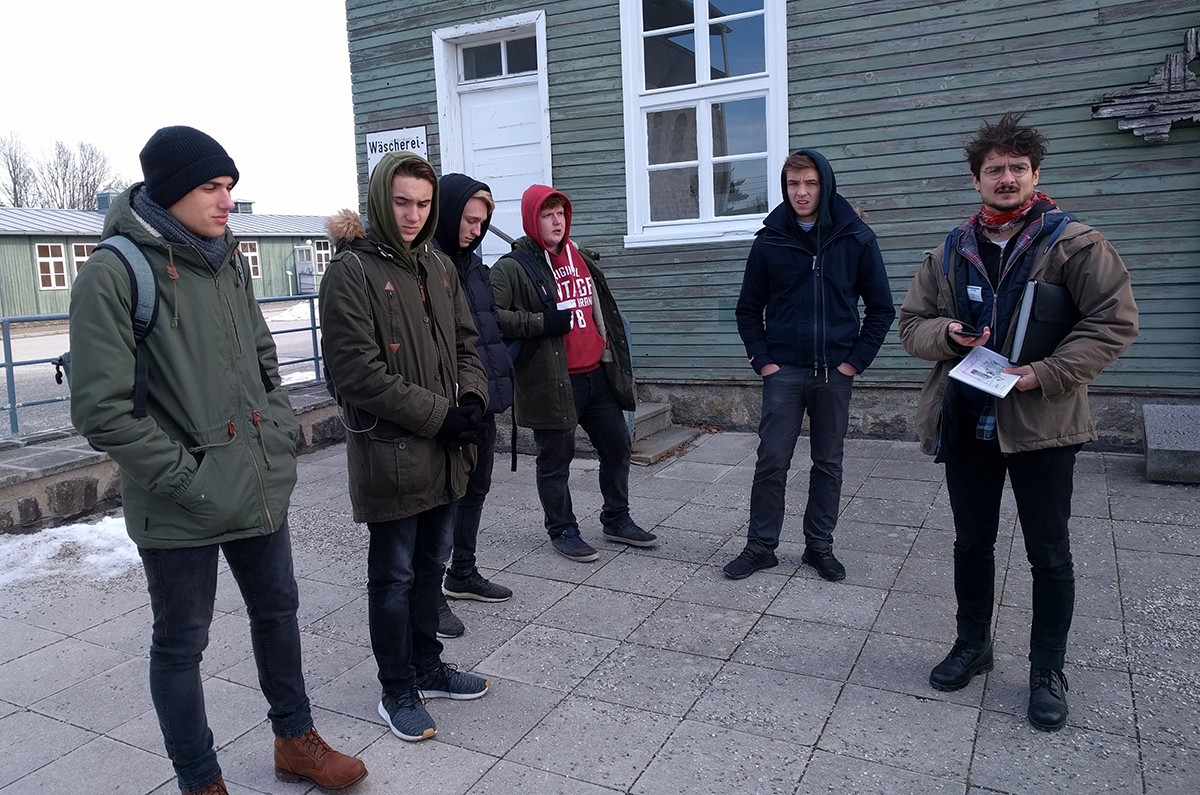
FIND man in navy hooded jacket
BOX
[726,150,895,582]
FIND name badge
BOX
[967,285,984,303]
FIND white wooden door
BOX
[459,80,547,264]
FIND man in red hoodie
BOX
[490,186,655,561]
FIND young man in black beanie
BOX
[69,126,367,795]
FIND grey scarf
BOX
[132,187,232,272]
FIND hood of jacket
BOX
[434,173,492,260]
[367,151,439,260]
[521,184,571,250]
[764,149,868,247]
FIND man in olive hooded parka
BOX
[319,152,491,743]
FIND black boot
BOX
[1028,667,1069,731]
[929,639,993,691]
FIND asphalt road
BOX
[0,301,324,439]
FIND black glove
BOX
[436,406,481,444]
[541,308,574,336]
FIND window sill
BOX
[623,220,760,249]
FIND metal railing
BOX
[0,295,322,438]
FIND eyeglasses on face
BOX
[982,163,1031,179]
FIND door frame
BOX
[432,10,552,180]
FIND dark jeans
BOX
[367,504,453,696]
[448,413,497,579]
[533,366,632,538]
[139,521,311,793]
[946,416,1078,670]
[746,364,853,556]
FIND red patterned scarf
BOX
[975,190,1056,233]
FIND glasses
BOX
[982,163,1031,179]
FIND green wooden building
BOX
[0,205,335,317]
[344,0,1200,447]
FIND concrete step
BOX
[1143,403,1200,483]
[634,402,672,441]
[631,425,704,466]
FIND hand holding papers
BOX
[949,346,1021,398]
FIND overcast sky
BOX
[2,0,359,215]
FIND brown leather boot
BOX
[182,777,228,795]
[274,727,367,793]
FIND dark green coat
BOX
[490,236,634,429]
[69,186,299,549]
[319,155,487,523]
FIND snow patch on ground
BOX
[282,370,320,386]
[0,515,139,588]
[268,301,318,323]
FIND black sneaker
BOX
[551,527,599,562]
[722,548,779,580]
[1028,667,1069,731]
[417,662,490,701]
[801,547,846,581]
[443,570,513,603]
[378,685,436,742]
[436,594,465,638]
[929,639,994,692]
[602,522,658,548]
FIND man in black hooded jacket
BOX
[430,174,516,638]
[725,150,895,582]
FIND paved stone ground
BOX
[2,432,1199,794]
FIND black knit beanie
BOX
[139,126,239,209]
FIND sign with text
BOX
[365,127,428,176]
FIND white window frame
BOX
[36,243,68,290]
[432,11,551,178]
[619,0,788,248]
[240,240,262,279]
[72,243,96,273]
[314,239,332,275]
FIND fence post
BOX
[3,320,18,436]
[309,297,321,381]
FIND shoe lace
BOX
[399,683,427,708]
[1031,667,1069,696]
[948,639,984,662]
[194,782,229,795]
[298,728,331,760]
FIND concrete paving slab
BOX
[634,525,729,565]
[0,710,97,789]
[572,642,722,718]
[0,616,64,664]
[0,735,174,795]
[300,593,369,648]
[982,651,1136,737]
[631,719,809,795]
[1131,670,1200,749]
[31,655,152,734]
[732,615,867,680]
[506,545,619,584]
[582,553,697,599]
[835,519,919,557]
[507,695,677,790]
[671,563,787,612]
[427,676,562,758]
[849,631,984,707]
[969,710,1142,794]
[819,684,978,779]
[689,660,840,744]
[627,599,758,659]
[655,502,748,536]
[477,625,617,693]
[1141,741,1200,794]
[0,637,131,706]
[532,584,659,640]
[797,749,965,795]
[765,577,886,630]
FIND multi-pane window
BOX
[620,0,785,246]
[314,240,331,274]
[72,243,95,273]
[36,244,68,290]
[239,241,261,279]
[461,35,537,82]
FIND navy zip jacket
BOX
[736,149,895,375]
[433,173,515,414]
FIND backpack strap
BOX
[506,250,557,309]
[96,235,158,418]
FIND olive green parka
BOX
[319,152,488,523]
[69,186,300,549]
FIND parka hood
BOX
[521,184,572,251]
[434,173,492,258]
[367,151,439,259]
[326,209,366,246]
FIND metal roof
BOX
[0,207,330,238]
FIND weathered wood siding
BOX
[788,0,1200,390]
[0,236,100,317]
[345,0,1200,391]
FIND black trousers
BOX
[946,417,1078,670]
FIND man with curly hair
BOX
[898,113,1138,731]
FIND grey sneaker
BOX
[378,685,436,742]
[602,522,658,548]
[436,594,465,638]
[443,570,513,602]
[417,662,490,701]
[551,527,599,562]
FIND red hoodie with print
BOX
[521,185,605,374]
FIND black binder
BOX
[1009,280,1080,365]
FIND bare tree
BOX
[0,133,38,207]
[36,139,126,210]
